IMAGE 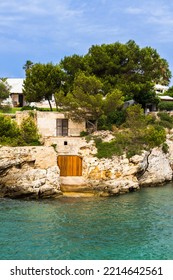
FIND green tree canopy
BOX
[56,72,124,131]
[60,40,171,108]
[0,79,10,105]
[20,115,40,145]
[23,60,34,71]
[23,63,65,110]
[0,114,41,146]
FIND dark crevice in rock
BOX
[0,160,35,175]
[136,150,152,179]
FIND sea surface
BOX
[0,183,173,260]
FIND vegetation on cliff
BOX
[92,105,168,158]
[0,114,40,146]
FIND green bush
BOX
[98,110,126,131]
[157,112,173,122]
[0,114,41,146]
[144,125,166,148]
[94,123,166,159]
[80,131,89,137]
[0,105,11,113]
[158,102,173,111]
[145,114,157,125]
[162,142,169,154]
[21,106,52,112]
[20,116,41,145]
[21,106,36,111]
[91,105,168,159]
[0,115,20,138]
[157,112,173,129]
[158,120,173,129]
[95,139,123,158]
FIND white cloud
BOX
[0,0,86,49]
[0,0,126,55]
[1,0,173,78]
[123,1,173,43]
[125,7,144,15]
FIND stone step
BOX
[60,176,92,195]
[60,184,91,192]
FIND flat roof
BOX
[6,78,24,94]
[159,95,173,101]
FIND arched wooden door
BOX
[57,155,82,176]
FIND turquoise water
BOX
[0,183,173,260]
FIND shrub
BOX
[0,113,41,146]
[0,115,27,146]
[20,116,41,145]
[144,125,166,149]
[158,120,173,129]
[94,122,166,159]
[21,106,36,111]
[158,102,173,111]
[0,115,19,138]
[162,142,169,154]
[157,112,173,122]
[95,139,123,158]
[98,110,126,131]
[80,131,89,137]
[145,114,156,125]
[157,112,173,129]
[0,105,11,113]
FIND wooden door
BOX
[58,155,82,176]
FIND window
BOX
[56,119,68,136]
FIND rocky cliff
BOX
[78,132,173,196]
[0,133,173,198]
[0,146,61,198]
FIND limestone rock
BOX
[0,146,61,198]
[80,132,173,194]
[1,129,173,199]
[139,147,172,186]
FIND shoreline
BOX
[0,136,173,199]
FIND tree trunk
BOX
[47,97,53,111]
[87,120,98,133]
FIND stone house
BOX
[16,111,86,138]
[16,111,87,177]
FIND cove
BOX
[0,183,173,260]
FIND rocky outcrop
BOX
[0,146,61,198]
[138,147,173,186]
[81,154,140,196]
[0,131,173,199]
[78,132,173,196]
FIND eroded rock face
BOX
[0,146,61,198]
[1,131,173,199]
[138,146,173,187]
[79,134,173,195]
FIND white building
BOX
[154,84,169,95]
[6,78,24,107]
[3,78,56,108]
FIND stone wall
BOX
[16,111,86,137]
[44,136,87,155]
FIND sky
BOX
[1,0,173,84]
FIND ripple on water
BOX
[0,183,173,259]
